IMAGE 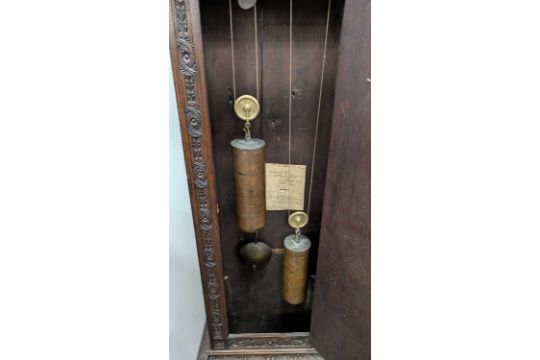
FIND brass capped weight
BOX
[231,138,266,233]
[283,234,311,305]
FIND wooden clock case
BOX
[169,0,370,358]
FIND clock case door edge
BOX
[170,0,229,350]
[309,0,371,358]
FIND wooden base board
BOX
[196,325,324,359]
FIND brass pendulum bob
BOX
[238,234,272,270]
[283,211,311,305]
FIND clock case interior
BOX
[199,0,346,334]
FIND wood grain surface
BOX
[310,0,371,358]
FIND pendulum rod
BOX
[307,0,332,215]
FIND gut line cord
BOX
[254,4,260,100]
[307,0,332,215]
[228,0,237,100]
[288,0,293,217]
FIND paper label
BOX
[265,163,306,211]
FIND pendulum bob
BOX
[231,138,266,233]
[237,233,271,271]
[283,234,311,305]
[238,240,272,267]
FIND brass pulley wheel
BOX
[234,95,260,121]
[288,211,309,230]
[238,0,257,10]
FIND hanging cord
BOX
[254,5,260,99]
[230,1,260,142]
[287,0,332,218]
[229,1,260,101]
[229,0,237,100]
[306,0,332,215]
[287,0,293,217]
[246,4,260,142]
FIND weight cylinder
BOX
[231,138,266,233]
[283,234,311,305]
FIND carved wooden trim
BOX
[228,333,311,349]
[169,0,229,349]
[207,355,323,360]
[207,348,322,360]
[197,325,211,360]
[196,313,322,359]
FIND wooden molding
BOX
[207,354,323,360]
[228,333,311,349]
[197,327,322,359]
[169,0,229,349]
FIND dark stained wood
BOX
[169,0,229,349]
[199,0,344,334]
[172,0,370,356]
[310,0,371,358]
[223,251,312,333]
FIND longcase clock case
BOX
[170,0,370,358]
